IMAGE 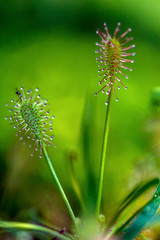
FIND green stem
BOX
[42,144,78,229]
[96,89,113,217]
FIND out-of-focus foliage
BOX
[0,0,160,237]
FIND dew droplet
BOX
[50,135,54,140]
[105,102,108,105]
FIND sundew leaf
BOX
[0,221,72,240]
[121,181,160,240]
[109,178,159,228]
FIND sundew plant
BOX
[1,22,160,240]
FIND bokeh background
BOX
[0,0,160,238]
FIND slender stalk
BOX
[96,88,113,217]
[42,144,78,229]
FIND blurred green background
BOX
[0,0,160,233]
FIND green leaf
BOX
[109,178,159,228]
[67,150,86,212]
[0,221,72,240]
[81,96,97,212]
[121,181,160,240]
[145,212,160,227]
[137,233,152,240]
